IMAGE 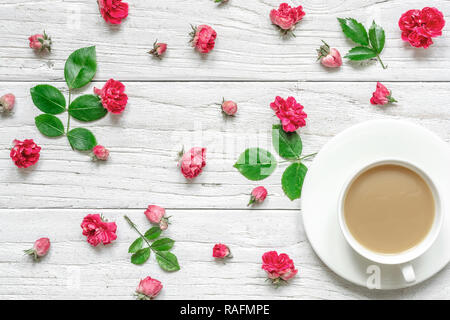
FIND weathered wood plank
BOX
[1,81,449,210]
[0,0,449,81]
[1,209,449,299]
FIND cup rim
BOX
[338,158,443,265]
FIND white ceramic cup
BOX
[338,159,443,283]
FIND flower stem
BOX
[124,215,152,247]
[299,152,318,161]
[66,89,72,134]
[376,55,387,69]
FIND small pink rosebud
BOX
[370,82,397,105]
[92,145,109,161]
[159,219,168,231]
[136,277,163,300]
[24,238,50,260]
[221,99,237,116]
[248,186,268,206]
[0,93,15,113]
[144,205,166,224]
[149,41,167,58]
[28,32,52,52]
[317,41,342,68]
[212,243,232,259]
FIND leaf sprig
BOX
[234,124,316,201]
[124,215,180,272]
[338,18,387,69]
[30,46,107,153]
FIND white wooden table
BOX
[1,0,450,300]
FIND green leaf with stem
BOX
[128,238,143,253]
[234,148,277,181]
[64,46,97,89]
[151,238,175,251]
[337,18,369,46]
[30,85,66,114]
[69,94,107,122]
[67,128,97,151]
[272,124,302,160]
[155,251,180,272]
[282,162,308,201]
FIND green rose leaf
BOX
[131,247,151,265]
[234,148,277,181]
[67,128,97,151]
[34,114,65,137]
[68,94,107,122]
[345,46,377,61]
[151,238,175,251]
[272,124,302,160]
[128,238,143,253]
[30,85,66,114]
[282,162,308,201]
[338,18,369,46]
[145,227,162,240]
[155,251,180,272]
[64,46,97,89]
[369,20,385,54]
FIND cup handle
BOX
[400,263,416,283]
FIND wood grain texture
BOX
[1,82,449,210]
[1,209,450,300]
[0,0,450,81]
[1,0,450,300]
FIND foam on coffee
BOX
[344,164,435,254]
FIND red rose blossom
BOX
[180,147,206,179]
[81,214,117,247]
[262,251,298,285]
[270,3,305,33]
[24,238,50,260]
[212,243,231,259]
[270,96,307,132]
[94,79,128,114]
[98,0,128,25]
[136,277,163,300]
[370,82,397,106]
[190,25,217,53]
[10,139,41,168]
[399,7,445,48]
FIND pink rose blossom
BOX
[0,93,15,113]
[370,82,397,105]
[317,41,342,68]
[145,205,170,230]
[262,251,298,284]
[149,41,167,58]
[98,0,129,25]
[81,214,117,247]
[94,79,128,114]
[270,96,307,132]
[212,243,231,259]
[24,238,50,260]
[270,3,305,33]
[144,205,165,223]
[10,139,41,169]
[180,147,206,179]
[92,145,109,161]
[28,32,52,52]
[248,186,268,206]
[399,7,445,48]
[136,277,163,300]
[221,100,237,116]
[190,25,217,53]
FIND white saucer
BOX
[301,119,450,289]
